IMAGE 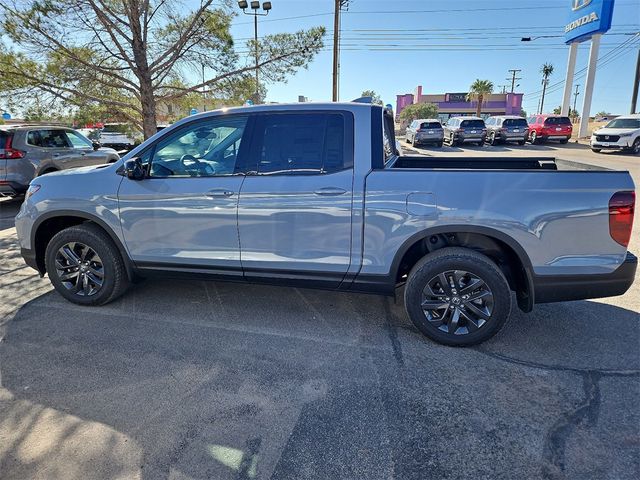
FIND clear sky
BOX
[229,0,640,115]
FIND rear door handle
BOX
[205,189,235,198]
[314,187,347,196]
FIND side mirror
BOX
[92,141,101,150]
[118,157,145,180]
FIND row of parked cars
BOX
[405,114,573,148]
[406,113,640,154]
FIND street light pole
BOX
[238,1,271,103]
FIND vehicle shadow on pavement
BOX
[1,277,638,480]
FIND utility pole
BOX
[631,49,640,114]
[498,85,508,94]
[332,0,350,102]
[507,69,522,93]
[572,84,580,120]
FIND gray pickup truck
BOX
[15,103,637,346]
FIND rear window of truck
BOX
[544,117,571,126]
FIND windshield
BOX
[605,118,640,129]
[544,117,571,126]
[504,118,528,127]
[460,119,485,128]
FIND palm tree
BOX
[467,79,494,117]
[539,63,554,114]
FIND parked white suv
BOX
[591,115,640,154]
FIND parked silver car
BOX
[443,117,487,146]
[484,116,529,146]
[0,126,119,197]
[405,119,444,147]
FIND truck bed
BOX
[389,156,558,170]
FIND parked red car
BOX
[526,115,572,144]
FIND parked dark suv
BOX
[484,116,529,146]
[444,117,487,146]
[0,126,119,197]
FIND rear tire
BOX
[591,148,602,153]
[404,247,512,346]
[45,223,130,306]
[436,141,443,148]
[518,140,526,146]
[489,133,497,146]
[560,138,569,144]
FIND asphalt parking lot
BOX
[0,143,638,480]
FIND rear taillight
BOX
[0,135,24,159]
[609,191,635,247]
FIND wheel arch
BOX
[391,225,535,312]
[32,211,135,281]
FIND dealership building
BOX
[396,85,524,122]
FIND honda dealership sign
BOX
[565,0,615,44]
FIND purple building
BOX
[396,85,524,121]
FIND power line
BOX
[522,39,640,109]
[524,35,640,97]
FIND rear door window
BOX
[253,112,351,175]
[29,130,71,148]
[544,117,571,126]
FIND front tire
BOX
[629,137,640,155]
[45,223,129,306]
[529,131,538,144]
[404,247,512,346]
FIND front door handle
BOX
[314,187,347,196]
[205,189,235,198]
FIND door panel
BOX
[237,111,354,287]
[117,114,250,272]
[238,169,353,277]
[118,176,244,270]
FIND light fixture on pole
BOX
[238,1,271,103]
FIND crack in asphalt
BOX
[541,371,601,480]
[474,348,639,479]
[383,298,405,368]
